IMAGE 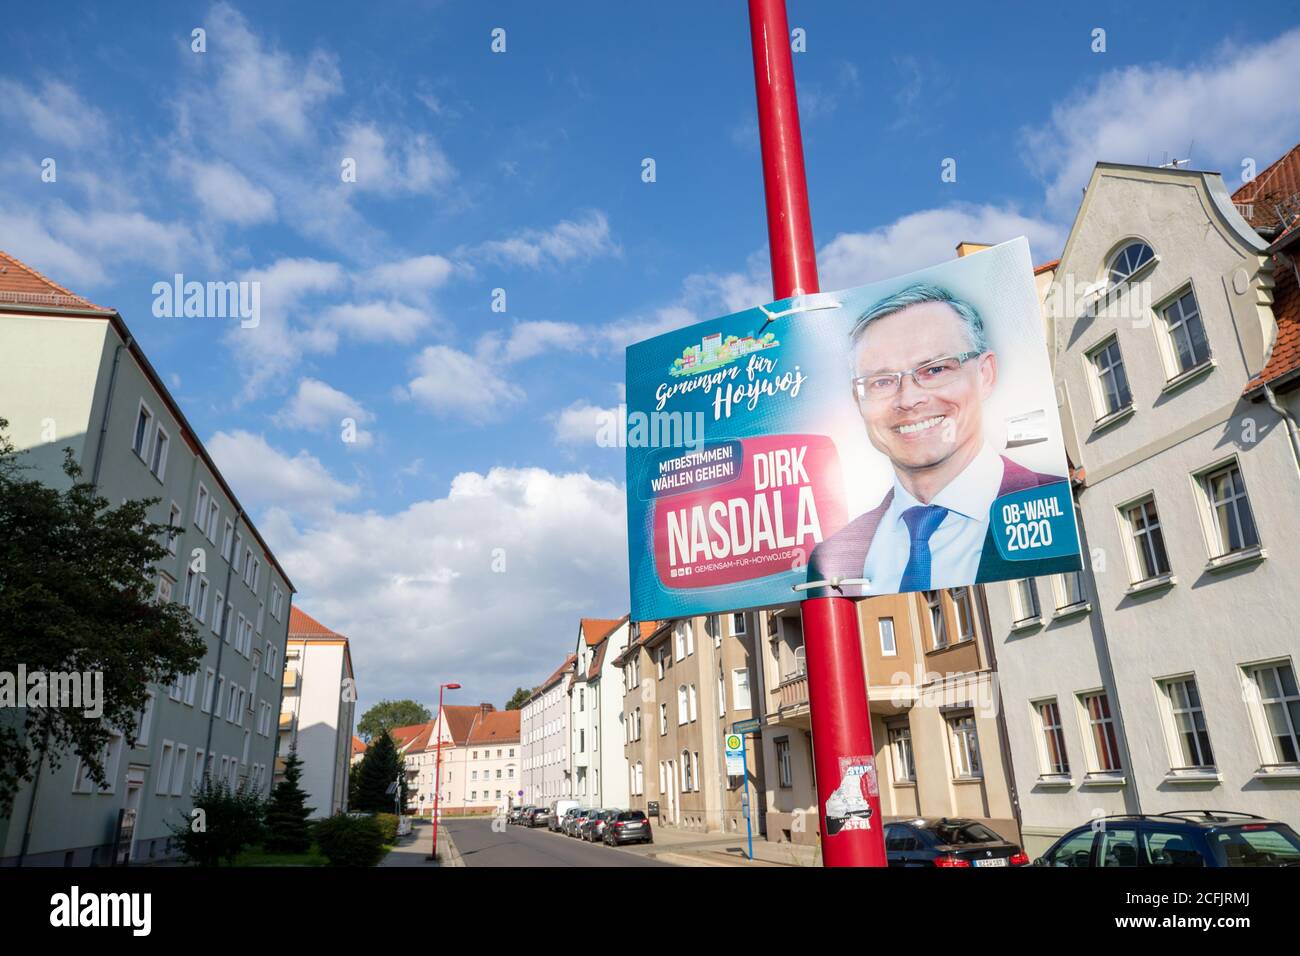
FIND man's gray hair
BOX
[848,283,990,355]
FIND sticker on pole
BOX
[624,237,1082,620]
[824,755,878,836]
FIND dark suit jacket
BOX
[806,455,1071,596]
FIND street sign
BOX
[732,718,761,735]
[725,733,745,776]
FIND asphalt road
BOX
[442,818,673,867]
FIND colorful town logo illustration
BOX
[669,329,779,377]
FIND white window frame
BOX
[1118,493,1171,584]
[201,668,215,714]
[1078,690,1123,773]
[951,587,976,642]
[947,712,982,779]
[1156,674,1216,770]
[1085,334,1133,421]
[1154,283,1212,378]
[1241,659,1300,767]
[886,723,914,782]
[731,668,751,711]
[156,740,175,795]
[194,483,211,532]
[166,502,181,556]
[171,744,189,796]
[221,519,234,562]
[1033,697,1069,776]
[688,683,698,723]
[927,591,947,649]
[131,399,155,461]
[1192,457,1261,560]
[878,617,897,657]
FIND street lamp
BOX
[428,682,461,862]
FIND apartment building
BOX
[0,251,294,865]
[757,587,1019,849]
[618,614,764,834]
[397,703,503,815]
[465,709,521,811]
[521,654,575,806]
[568,617,629,807]
[276,608,356,818]
[986,155,1300,854]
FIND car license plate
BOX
[625,823,642,830]
[973,857,1007,867]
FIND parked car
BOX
[1035,812,1300,868]
[582,809,616,842]
[508,805,534,825]
[550,799,579,831]
[604,810,653,846]
[565,808,594,837]
[882,818,1030,868]
[527,807,551,828]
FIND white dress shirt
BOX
[862,442,1005,594]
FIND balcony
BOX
[282,669,300,689]
[279,712,294,731]
[777,672,808,709]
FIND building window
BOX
[1160,288,1211,374]
[675,623,686,661]
[1082,692,1123,772]
[194,484,210,532]
[731,612,747,636]
[172,744,189,796]
[1199,462,1259,557]
[705,615,720,647]
[149,425,169,480]
[774,737,793,788]
[1012,578,1041,623]
[1244,661,1300,765]
[681,750,693,792]
[926,591,947,648]
[165,503,181,556]
[878,618,896,657]
[731,668,751,711]
[1088,337,1132,418]
[1107,240,1155,289]
[156,741,175,795]
[948,713,982,779]
[1125,497,1171,582]
[951,587,975,642]
[659,703,667,735]
[688,683,698,722]
[657,647,666,680]
[221,519,234,562]
[1160,676,1215,769]
[1055,570,1087,610]
[887,723,915,782]
[132,401,154,459]
[677,685,688,725]
[1036,700,1069,775]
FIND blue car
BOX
[1035,811,1300,867]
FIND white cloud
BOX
[185,159,277,225]
[275,378,374,447]
[206,429,359,515]
[478,319,585,364]
[817,204,1067,289]
[339,121,455,195]
[552,400,618,447]
[399,345,525,420]
[258,465,627,708]
[466,210,619,269]
[361,255,455,296]
[319,299,433,343]
[1021,28,1300,213]
[0,79,108,148]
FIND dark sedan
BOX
[604,810,653,846]
[883,818,1030,867]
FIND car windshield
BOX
[926,822,1002,845]
[1214,826,1300,867]
[618,811,646,821]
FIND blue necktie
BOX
[898,505,948,592]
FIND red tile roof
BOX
[1233,144,1300,235]
[289,606,345,639]
[532,655,576,699]
[352,735,367,756]
[1034,259,1060,275]
[467,708,520,744]
[1236,144,1300,394]
[441,704,486,745]
[391,721,434,752]
[587,640,608,680]
[0,249,111,312]
[580,617,625,647]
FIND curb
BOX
[438,825,465,867]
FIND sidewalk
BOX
[379,818,446,867]
[621,822,821,867]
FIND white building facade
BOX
[522,655,574,806]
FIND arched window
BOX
[1107,241,1155,288]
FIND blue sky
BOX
[2,1,1297,715]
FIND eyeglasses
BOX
[852,351,983,401]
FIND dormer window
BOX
[1106,241,1155,289]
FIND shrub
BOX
[372,813,400,844]
[314,814,385,866]
[169,778,265,867]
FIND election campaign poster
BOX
[625,237,1082,621]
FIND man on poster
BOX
[808,283,1067,594]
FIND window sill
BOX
[1034,774,1073,789]
[1204,546,1266,574]
[1125,573,1176,597]
[893,779,917,788]
[1010,615,1044,633]
[952,775,984,785]
[1080,771,1127,788]
[1090,404,1136,436]
[1160,359,1216,395]
[1251,764,1300,780]
[1161,768,1221,785]
[1051,602,1091,622]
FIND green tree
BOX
[168,778,265,867]
[351,730,408,814]
[356,699,431,742]
[505,687,532,711]
[264,746,314,853]
[0,419,205,813]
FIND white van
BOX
[549,799,579,832]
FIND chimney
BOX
[480,702,494,715]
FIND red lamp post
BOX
[747,0,887,867]
[429,681,461,862]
